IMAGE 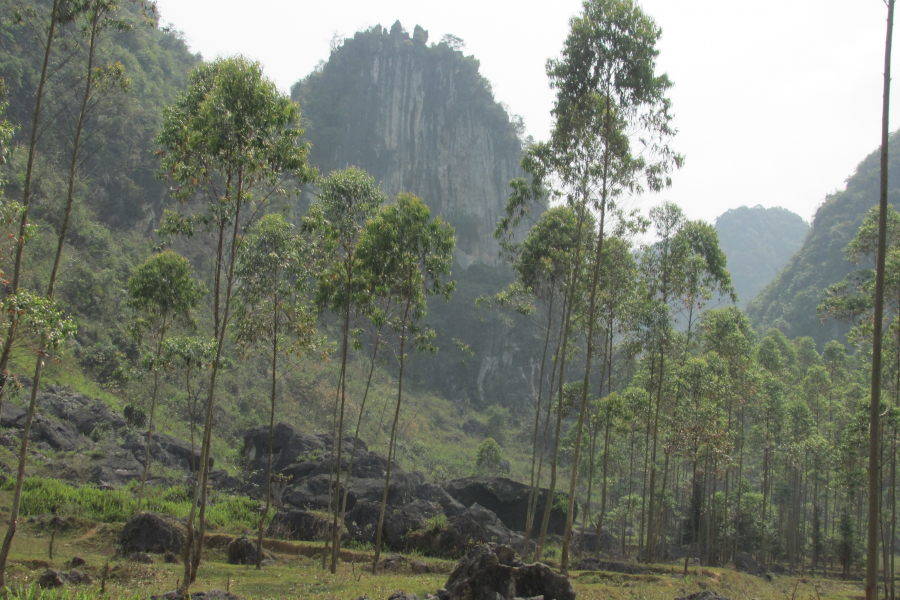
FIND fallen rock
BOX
[578,528,622,557]
[734,552,772,581]
[38,569,66,589]
[437,543,575,600]
[69,556,86,568]
[675,593,731,600]
[119,512,185,555]
[412,483,466,518]
[38,568,92,589]
[443,477,571,536]
[226,537,273,565]
[66,570,92,585]
[244,423,355,475]
[431,503,527,558]
[575,558,648,574]
[281,474,345,511]
[151,590,244,600]
[128,552,153,564]
[770,563,794,576]
[267,509,331,541]
[387,592,419,600]
[0,400,24,428]
[92,445,145,487]
[349,472,424,506]
[163,551,180,564]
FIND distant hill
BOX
[715,205,808,308]
[746,131,900,346]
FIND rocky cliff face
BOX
[293,21,524,267]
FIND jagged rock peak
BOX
[293,24,525,268]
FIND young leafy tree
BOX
[0,0,66,405]
[157,55,312,591]
[160,336,216,474]
[0,293,75,586]
[0,1,142,583]
[233,213,322,570]
[128,250,205,514]
[358,193,455,572]
[303,167,385,573]
[498,205,588,557]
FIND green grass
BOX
[4,586,138,600]
[3,478,268,531]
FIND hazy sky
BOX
[154,0,897,226]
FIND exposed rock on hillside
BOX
[293,22,525,267]
[250,423,583,559]
[443,476,571,536]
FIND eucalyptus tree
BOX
[503,0,680,567]
[697,306,757,562]
[670,353,728,574]
[0,293,75,586]
[869,0,894,593]
[233,213,322,569]
[160,336,216,474]
[157,56,312,591]
[640,203,733,563]
[0,0,68,405]
[357,193,455,572]
[128,250,205,514]
[587,389,628,557]
[545,0,683,567]
[0,2,144,582]
[303,167,385,573]
[495,205,589,557]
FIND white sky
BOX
[154,0,898,226]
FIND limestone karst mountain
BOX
[715,205,808,308]
[292,21,525,267]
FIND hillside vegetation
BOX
[747,132,900,345]
[0,0,899,599]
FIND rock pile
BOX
[435,543,575,600]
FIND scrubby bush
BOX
[475,438,502,475]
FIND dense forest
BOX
[0,0,897,599]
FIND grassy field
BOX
[0,512,876,600]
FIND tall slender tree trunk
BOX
[257,327,278,570]
[373,296,412,572]
[182,175,244,592]
[561,90,614,574]
[338,322,386,552]
[524,294,555,559]
[594,416,612,558]
[534,197,590,562]
[0,5,99,583]
[330,263,354,573]
[868,2,894,597]
[526,318,564,560]
[0,0,61,419]
[137,362,161,514]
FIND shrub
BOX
[475,438,502,475]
